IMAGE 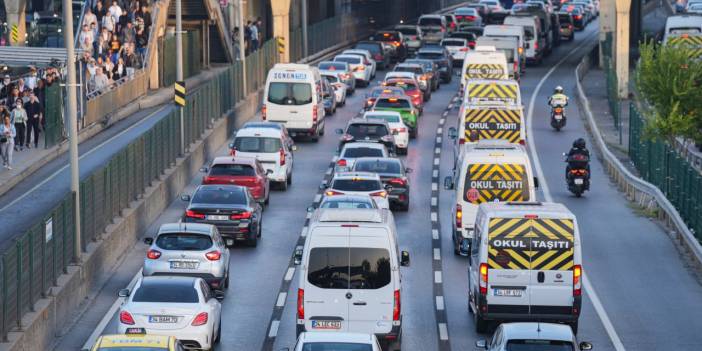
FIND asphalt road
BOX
[55,17,702,351]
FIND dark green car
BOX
[372,96,419,138]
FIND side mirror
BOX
[579,342,593,350]
[199,166,209,173]
[533,177,539,189]
[294,246,304,265]
[180,194,191,202]
[405,167,413,173]
[335,128,344,135]
[448,127,458,140]
[228,143,235,149]
[444,176,454,190]
[143,237,154,245]
[319,181,328,190]
[266,169,274,175]
[118,289,130,297]
[213,290,226,301]
[475,339,488,349]
[400,251,410,267]
[307,205,316,212]
[292,145,298,152]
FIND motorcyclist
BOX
[548,86,569,109]
[565,138,590,182]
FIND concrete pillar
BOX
[271,0,291,63]
[615,0,631,98]
[4,0,27,46]
[599,0,615,68]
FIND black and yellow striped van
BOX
[468,202,583,334]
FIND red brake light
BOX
[279,147,286,166]
[534,41,539,50]
[393,290,401,321]
[574,15,582,19]
[479,263,488,295]
[514,61,518,73]
[297,289,305,319]
[573,264,582,296]
[460,47,469,52]
[389,178,406,186]
[337,159,347,167]
[229,147,236,156]
[524,214,539,219]
[262,105,267,120]
[230,211,252,220]
[146,249,161,260]
[392,127,407,133]
[392,41,401,47]
[466,15,476,21]
[119,311,135,325]
[325,190,344,196]
[370,190,388,198]
[186,210,206,219]
[313,107,318,123]
[459,138,465,145]
[205,250,221,261]
[456,204,463,228]
[191,312,208,326]
[468,41,476,48]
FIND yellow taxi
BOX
[90,333,183,351]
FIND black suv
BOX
[372,30,408,62]
[335,118,396,153]
[416,47,453,83]
[354,41,390,70]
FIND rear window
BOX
[320,198,375,209]
[346,124,390,139]
[370,88,403,97]
[234,136,282,153]
[210,163,256,176]
[395,66,423,74]
[558,14,572,23]
[418,17,443,26]
[307,248,391,289]
[416,52,443,60]
[386,81,418,91]
[267,82,312,105]
[319,62,347,71]
[353,160,401,174]
[323,75,339,83]
[396,27,418,35]
[332,179,382,192]
[375,99,411,109]
[442,39,466,46]
[156,233,213,251]
[342,147,385,158]
[335,56,361,64]
[505,340,575,351]
[522,26,535,40]
[366,114,401,123]
[376,32,400,41]
[192,188,247,205]
[355,43,381,54]
[132,282,199,303]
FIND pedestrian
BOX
[10,98,27,151]
[26,67,38,91]
[24,93,42,149]
[112,57,126,80]
[0,75,13,105]
[250,19,259,51]
[232,27,241,59]
[0,116,15,169]
[94,0,107,24]
[122,21,136,44]
[256,16,264,40]
[244,20,252,54]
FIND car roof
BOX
[418,47,444,53]
[158,222,213,235]
[501,322,575,342]
[212,156,258,166]
[140,275,199,286]
[242,121,284,130]
[235,128,282,138]
[335,54,362,60]
[479,202,576,220]
[364,111,403,118]
[385,77,418,84]
[420,14,443,19]
[95,334,174,349]
[320,194,375,203]
[343,49,371,55]
[319,60,347,65]
[348,117,390,126]
[333,171,381,180]
[299,332,375,344]
[342,142,387,150]
[314,208,386,223]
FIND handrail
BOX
[74,0,88,49]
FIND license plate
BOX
[555,115,563,120]
[170,261,198,269]
[125,327,146,334]
[149,315,178,323]
[207,215,229,221]
[311,320,342,330]
[494,288,523,297]
[574,178,584,185]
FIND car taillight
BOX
[466,15,476,21]
[203,176,215,183]
[459,138,465,145]
[573,264,582,296]
[374,53,383,60]
[354,65,365,71]
[119,311,135,325]
[279,147,286,166]
[229,147,236,156]
[186,210,206,219]
[456,15,464,20]
[370,190,387,198]
[456,204,463,228]
[519,139,525,146]
[392,41,401,47]
[440,26,446,32]
[146,249,161,259]
[393,290,401,321]
[337,159,347,167]
[514,61,518,73]
[534,41,539,50]
[262,105,267,120]
[392,127,407,133]
[479,263,488,295]
[468,41,476,48]
[460,47,469,52]
[518,47,524,54]
[389,178,406,186]
[575,15,582,20]
[205,250,221,261]
[325,190,344,196]
[312,107,318,123]
[230,211,252,220]
[555,107,563,113]
[297,288,305,319]
[191,312,208,326]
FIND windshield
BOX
[397,27,418,35]
[559,14,572,22]
[156,233,213,251]
[355,43,381,54]
[267,82,312,105]
[332,179,382,191]
[419,17,443,26]
[375,99,411,109]
[320,199,375,209]
[370,88,403,97]
[132,282,199,303]
[323,75,340,83]
[301,343,373,351]
[307,248,391,289]
[234,137,282,153]
[416,52,443,60]
[442,40,465,46]
[342,147,385,158]
[210,163,256,176]
[366,114,401,123]
[335,56,361,64]
[346,124,390,138]
[319,62,347,70]
[406,60,433,71]
[192,188,247,205]
[505,340,575,351]
[354,160,401,174]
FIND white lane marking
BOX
[435,148,441,154]
[431,197,437,206]
[440,118,445,124]
[276,292,287,307]
[448,104,454,109]
[1,108,163,212]
[332,155,338,162]
[433,158,440,165]
[437,127,443,134]
[301,226,308,237]
[313,194,321,203]
[432,169,439,177]
[433,248,441,260]
[284,267,296,281]
[432,229,439,240]
[431,212,438,222]
[268,320,280,337]
[431,183,438,191]
[436,136,442,143]
[438,323,449,340]
[436,296,445,310]
[525,32,626,351]
[306,212,312,219]
[81,269,143,351]
[434,271,442,284]
[442,111,449,117]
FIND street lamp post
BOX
[176,0,185,154]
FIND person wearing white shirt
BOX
[109,1,122,25]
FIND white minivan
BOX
[295,208,410,348]
[483,25,527,72]
[263,63,326,141]
[503,16,544,65]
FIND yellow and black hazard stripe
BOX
[276,37,285,54]
[10,25,19,43]
[174,81,186,107]
[464,108,522,143]
[667,35,702,47]
[467,163,526,203]
[487,217,574,271]
[465,64,506,80]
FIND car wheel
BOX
[215,320,222,343]
[224,271,230,289]
[264,192,270,205]
[279,179,288,191]
[475,310,489,333]
[248,234,258,247]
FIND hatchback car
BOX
[335,142,391,173]
[441,38,470,65]
[317,61,355,93]
[229,127,294,190]
[373,30,407,62]
[354,41,390,70]
[372,95,418,138]
[454,7,483,26]
[416,47,453,83]
[404,58,440,91]
[352,157,411,211]
[336,118,396,152]
[394,63,432,100]
[322,172,390,209]
[476,322,593,351]
[558,12,575,41]
[321,72,348,106]
[288,332,383,351]
[321,78,337,115]
[364,86,406,111]
[201,156,270,205]
[117,276,222,351]
[239,121,294,151]
[363,111,409,155]
[341,49,377,78]
[394,25,423,53]
[182,185,263,247]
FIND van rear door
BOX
[266,76,315,131]
[486,217,531,311]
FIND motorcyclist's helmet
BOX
[554,86,564,94]
[573,138,586,149]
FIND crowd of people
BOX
[80,0,154,94]
[232,17,264,59]
[0,67,60,170]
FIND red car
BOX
[384,78,424,114]
[200,156,270,205]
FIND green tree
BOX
[635,40,702,144]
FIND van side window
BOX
[472,223,481,256]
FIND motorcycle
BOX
[551,105,567,131]
[564,153,589,197]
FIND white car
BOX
[334,54,372,86]
[342,49,377,78]
[290,332,383,351]
[441,38,470,63]
[117,276,222,350]
[322,171,390,209]
[321,72,348,106]
[363,111,409,155]
[476,322,593,351]
[335,142,390,173]
[229,127,295,190]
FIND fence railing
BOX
[629,103,702,240]
[84,71,150,127]
[160,30,203,87]
[601,32,621,129]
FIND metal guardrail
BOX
[84,70,149,127]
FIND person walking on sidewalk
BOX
[25,93,42,149]
[250,19,259,52]
[0,116,16,169]
[10,98,27,151]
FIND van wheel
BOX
[311,134,319,142]
[287,173,293,185]
[248,235,258,247]
[475,312,489,333]
[279,179,288,191]
[569,321,579,335]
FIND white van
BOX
[475,36,521,81]
[444,140,537,255]
[263,63,326,141]
[483,25,527,71]
[295,208,410,347]
[504,16,544,65]
[451,103,526,147]
[461,47,509,90]
[468,202,583,334]
[662,15,702,45]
